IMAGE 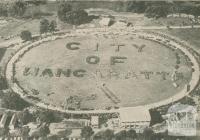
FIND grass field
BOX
[159,29,200,52]
[14,33,192,109]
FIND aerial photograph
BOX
[0,0,200,139]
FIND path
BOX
[134,25,200,30]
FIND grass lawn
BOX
[0,15,57,39]
[158,28,200,52]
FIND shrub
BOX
[0,4,8,17]
[57,2,72,21]
[49,20,57,32]
[176,60,181,64]
[192,68,195,72]
[65,10,90,25]
[175,65,179,69]
[40,18,49,34]
[36,110,58,123]
[81,126,94,140]
[0,91,30,110]
[0,75,8,90]
[8,1,27,17]
[18,109,35,125]
[23,10,53,19]
[145,4,170,19]
[20,30,32,41]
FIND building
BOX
[119,107,151,132]
[67,129,82,140]
[0,113,19,129]
[0,113,8,128]
[9,114,17,130]
[165,103,197,136]
[67,119,90,127]
[107,118,120,129]
[197,110,200,136]
[111,19,128,28]
[49,121,72,136]
[91,116,99,128]
[99,18,112,27]
[49,119,90,139]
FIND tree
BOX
[115,129,137,140]
[0,74,8,90]
[81,126,94,140]
[103,129,114,140]
[9,1,27,17]
[27,0,47,6]
[143,128,154,140]
[49,20,57,33]
[0,128,8,137]
[144,2,171,18]
[57,2,72,21]
[145,5,170,18]
[149,109,164,126]
[115,130,126,140]
[65,9,89,25]
[190,5,200,19]
[179,2,193,17]
[40,18,49,34]
[37,110,56,123]
[0,91,30,110]
[126,129,137,140]
[39,124,50,137]
[0,4,8,17]
[94,129,114,140]
[126,1,146,13]
[18,109,35,125]
[20,30,32,41]
[19,126,29,139]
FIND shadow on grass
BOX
[0,48,8,90]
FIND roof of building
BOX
[9,129,22,137]
[99,18,111,26]
[91,116,99,126]
[68,129,81,138]
[25,122,38,129]
[119,107,151,123]
[111,21,128,28]
[167,103,197,113]
[9,114,17,126]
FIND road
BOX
[134,25,200,30]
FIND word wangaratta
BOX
[22,67,184,80]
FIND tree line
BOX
[127,1,200,19]
[57,2,96,25]
[0,0,49,18]
[1,1,200,19]
[58,1,200,19]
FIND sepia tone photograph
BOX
[0,0,200,139]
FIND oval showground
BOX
[5,29,200,113]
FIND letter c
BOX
[66,42,80,50]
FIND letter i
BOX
[95,43,99,51]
